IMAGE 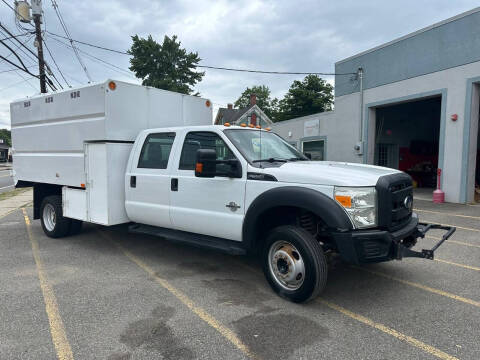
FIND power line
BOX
[45,31,356,76]
[48,35,135,79]
[0,65,36,74]
[43,38,69,87]
[0,54,38,77]
[47,31,128,54]
[0,23,38,62]
[0,75,37,92]
[0,32,30,41]
[195,65,354,76]
[50,0,92,82]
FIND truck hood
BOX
[260,161,401,187]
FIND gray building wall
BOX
[335,8,480,97]
[272,8,480,203]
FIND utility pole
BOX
[31,0,47,93]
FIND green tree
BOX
[0,129,11,147]
[278,75,334,121]
[128,35,204,95]
[234,85,279,120]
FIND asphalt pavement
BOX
[0,197,479,360]
[0,168,14,194]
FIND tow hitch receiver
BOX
[397,223,456,260]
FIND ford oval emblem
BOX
[404,195,413,211]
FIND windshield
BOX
[224,129,306,164]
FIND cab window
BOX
[138,132,175,169]
[179,132,236,171]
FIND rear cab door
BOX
[125,129,177,227]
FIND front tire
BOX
[262,225,327,303]
[40,195,71,238]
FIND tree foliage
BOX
[128,35,204,95]
[233,85,278,119]
[233,76,334,123]
[278,75,334,120]
[0,129,11,147]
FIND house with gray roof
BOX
[214,94,273,127]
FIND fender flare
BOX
[242,186,353,250]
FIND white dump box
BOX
[11,79,212,225]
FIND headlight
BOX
[334,186,377,229]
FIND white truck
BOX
[11,80,455,303]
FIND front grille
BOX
[376,173,413,231]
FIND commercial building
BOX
[272,8,480,203]
[0,140,9,162]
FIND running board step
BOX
[128,224,247,256]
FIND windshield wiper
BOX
[288,157,308,161]
[252,158,288,163]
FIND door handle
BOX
[171,178,178,191]
[130,176,136,188]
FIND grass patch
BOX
[0,187,31,201]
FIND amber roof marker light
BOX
[108,81,116,91]
[205,100,211,107]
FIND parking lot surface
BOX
[0,197,479,360]
[0,169,14,194]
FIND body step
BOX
[128,224,246,256]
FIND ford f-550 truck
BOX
[11,80,455,303]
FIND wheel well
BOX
[252,206,331,254]
[33,183,62,220]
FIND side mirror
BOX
[195,149,216,177]
[195,149,243,178]
[304,152,312,160]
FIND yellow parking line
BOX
[22,208,74,360]
[434,259,480,271]
[236,259,459,359]
[318,299,458,360]
[353,266,480,308]
[98,230,257,360]
[428,222,480,233]
[415,208,480,220]
[426,235,480,248]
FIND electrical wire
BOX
[45,31,357,76]
[43,37,69,87]
[0,32,30,41]
[13,68,38,92]
[50,0,92,82]
[48,35,136,79]
[0,65,36,74]
[0,38,32,73]
[0,54,38,77]
[0,23,38,62]
[0,75,37,92]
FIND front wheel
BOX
[40,195,71,238]
[262,225,327,303]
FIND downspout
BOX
[358,67,364,143]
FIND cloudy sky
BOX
[0,0,478,128]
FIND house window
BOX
[302,139,325,160]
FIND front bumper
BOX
[331,213,456,264]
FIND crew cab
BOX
[11,80,455,302]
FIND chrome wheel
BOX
[43,203,56,232]
[268,240,305,291]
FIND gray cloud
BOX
[1,0,478,128]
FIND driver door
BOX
[170,131,246,241]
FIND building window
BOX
[302,139,325,160]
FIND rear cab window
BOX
[138,132,176,169]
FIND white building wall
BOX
[272,61,480,203]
